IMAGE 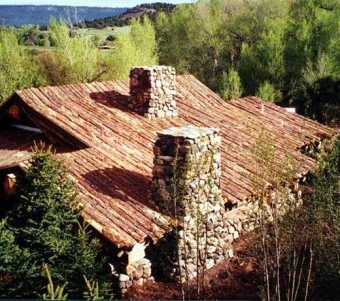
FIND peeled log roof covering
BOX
[0,129,42,170]
[0,75,337,247]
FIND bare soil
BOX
[126,235,262,300]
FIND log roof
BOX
[0,75,337,248]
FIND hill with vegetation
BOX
[0,5,127,27]
[82,3,176,28]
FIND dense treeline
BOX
[156,0,340,124]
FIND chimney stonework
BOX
[152,126,231,282]
[129,66,177,119]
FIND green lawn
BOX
[77,26,130,43]
[22,26,130,53]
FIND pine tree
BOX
[0,219,31,296]
[3,145,110,298]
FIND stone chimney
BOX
[129,66,177,119]
[152,126,229,281]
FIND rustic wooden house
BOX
[0,66,337,292]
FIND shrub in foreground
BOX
[0,145,111,298]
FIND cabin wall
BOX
[148,125,303,284]
[146,188,301,285]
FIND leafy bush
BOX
[256,81,280,102]
[249,133,340,300]
[38,19,102,85]
[305,137,340,299]
[103,16,158,80]
[219,68,243,100]
[0,29,46,104]
[0,220,32,295]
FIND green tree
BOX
[2,146,110,298]
[39,19,101,84]
[0,30,45,104]
[156,0,289,93]
[0,219,32,296]
[239,14,287,95]
[156,1,229,90]
[295,54,340,124]
[219,68,243,100]
[284,0,340,96]
[257,81,280,102]
[103,16,158,80]
[155,0,339,121]
[156,6,197,74]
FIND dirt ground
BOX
[126,235,262,300]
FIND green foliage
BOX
[16,25,50,47]
[250,134,340,300]
[297,75,340,125]
[0,29,45,104]
[305,137,340,298]
[239,13,287,94]
[284,0,339,89]
[1,146,110,298]
[0,220,20,272]
[156,0,289,92]
[39,19,101,84]
[256,81,280,102]
[156,2,227,90]
[83,275,104,301]
[42,264,68,301]
[0,219,31,295]
[156,0,339,123]
[219,68,243,100]
[283,0,340,122]
[103,16,158,80]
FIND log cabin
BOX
[0,66,337,292]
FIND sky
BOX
[0,0,194,7]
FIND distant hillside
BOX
[0,5,127,27]
[83,3,176,29]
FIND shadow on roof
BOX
[83,166,162,213]
[89,91,137,114]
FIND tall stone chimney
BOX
[151,126,229,282]
[129,66,177,119]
